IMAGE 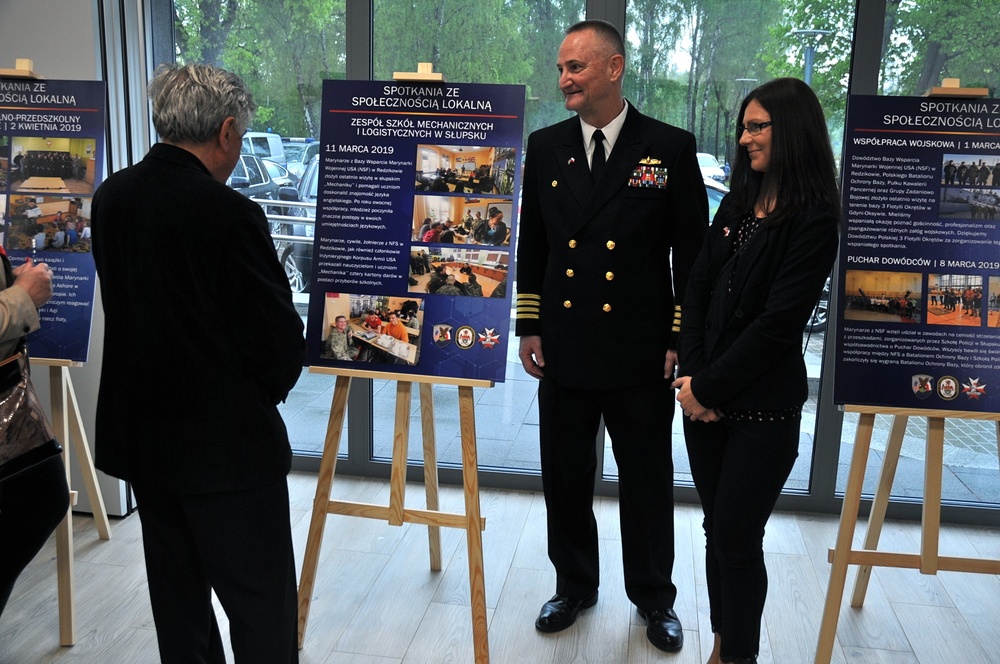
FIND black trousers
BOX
[131,479,298,664]
[683,414,799,659]
[538,377,677,611]
[0,456,70,619]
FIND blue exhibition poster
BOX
[1,77,106,363]
[834,94,1000,411]
[306,80,525,383]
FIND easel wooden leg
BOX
[458,385,489,664]
[46,363,113,645]
[61,368,111,540]
[921,417,944,574]
[297,375,352,648]
[850,414,907,607]
[389,381,412,526]
[49,366,76,646]
[55,501,75,646]
[419,382,442,571]
[816,412,875,664]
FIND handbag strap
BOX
[0,351,23,368]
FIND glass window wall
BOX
[615,1,852,494]
[160,0,1000,521]
[367,0,585,476]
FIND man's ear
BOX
[219,116,238,146]
[608,53,625,83]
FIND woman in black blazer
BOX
[674,78,840,664]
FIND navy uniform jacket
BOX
[515,103,708,390]
[678,195,839,411]
[92,143,305,493]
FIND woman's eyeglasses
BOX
[737,121,773,136]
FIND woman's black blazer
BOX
[678,195,839,412]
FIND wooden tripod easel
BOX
[815,405,1000,663]
[35,359,112,646]
[296,367,494,663]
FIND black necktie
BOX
[591,129,606,183]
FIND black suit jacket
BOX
[92,144,305,493]
[678,195,839,411]
[515,104,707,389]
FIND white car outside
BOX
[697,152,726,183]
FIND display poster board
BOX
[833,94,1000,411]
[1,77,106,362]
[305,80,525,382]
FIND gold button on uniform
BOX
[568,239,577,248]
[606,240,616,250]
[603,304,612,312]
[566,269,575,277]
[551,180,558,187]
[605,271,614,281]
[563,300,572,308]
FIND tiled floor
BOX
[9,474,1000,663]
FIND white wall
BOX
[0,2,100,81]
[1,1,128,515]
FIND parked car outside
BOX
[697,152,726,183]
[806,276,831,333]
[227,153,280,203]
[261,158,298,188]
[228,153,311,292]
[241,131,285,165]
[272,154,318,294]
[282,138,320,179]
[704,177,728,223]
[261,159,300,216]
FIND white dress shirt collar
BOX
[580,100,629,165]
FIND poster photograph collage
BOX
[318,143,515,370]
[843,150,1000,330]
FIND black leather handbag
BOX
[0,347,62,482]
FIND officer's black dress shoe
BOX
[637,607,683,652]
[534,592,598,633]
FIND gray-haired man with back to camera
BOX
[92,63,304,663]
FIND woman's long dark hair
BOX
[728,77,841,225]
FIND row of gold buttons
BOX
[562,301,614,312]
[565,269,615,280]
[567,239,616,250]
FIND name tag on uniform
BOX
[629,164,669,189]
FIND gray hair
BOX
[566,20,625,59]
[148,63,256,145]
